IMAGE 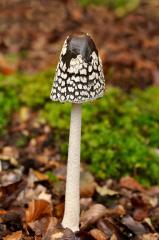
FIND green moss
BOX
[0,69,54,133]
[42,87,159,184]
[46,171,58,183]
[16,70,54,108]
[78,0,140,17]
[0,74,19,134]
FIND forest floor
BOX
[1,109,159,240]
[0,1,159,239]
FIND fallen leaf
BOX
[80,204,107,229]
[139,233,159,240]
[0,54,16,75]
[3,231,22,240]
[120,176,145,192]
[110,234,117,240]
[26,199,52,223]
[122,216,147,235]
[97,219,112,239]
[75,230,96,239]
[133,208,149,221]
[96,185,118,197]
[28,216,52,236]
[89,228,108,240]
[0,209,24,233]
[105,205,126,217]
[0,179,26,208]
[33,170,49,181]
[62,228,75,239]
[42,217,58,240]
[80,172,96,198]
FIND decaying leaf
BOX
[0,54,16,75]
[96,185,118,197]
[28,216,52,236]
[97,219,112,238]
[26,199,52,223]
[105,205,126,217]
[80,204,107,229]
[110,234,117,240]
[89,228,108,240]
[139,233,159,240]
[122,216,147,236]
[3,231,22,240]
[120,176,144,192]
[61,228,75,240]
[42,217,58,240]
[80,171,96,198]
[0,179,26,208]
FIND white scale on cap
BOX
[50,33,105,103]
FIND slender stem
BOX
[62,103,82,232]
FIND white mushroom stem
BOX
[62,103,82,232]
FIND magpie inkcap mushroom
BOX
[50,33,105,232]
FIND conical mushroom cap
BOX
[50,33,105,103]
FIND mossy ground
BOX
[1,70,159,185]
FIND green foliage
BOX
[78,0,106,7]
[16,70,54,108]
[0,74,19,134]
[46,171,58,183]
[0,69,54,133]
[42,87,159,185]
[78,0,140,17]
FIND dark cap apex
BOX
[68,33,98,63]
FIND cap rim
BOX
[50,90,105,104]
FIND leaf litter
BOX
[0,110,159,239]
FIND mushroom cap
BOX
[50,33,105,103]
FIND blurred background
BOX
[0,0,159,185]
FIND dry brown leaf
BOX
[0,179,26,208]
[105,205,126,217]
[2,146,19,160]
[61,228,75,240]
[139,233,159,240]
[89,228,108,240]
[42,217,58,240]
[28,216,52,236]
[54,202,64,218]
[97,219,113,238]
[0,54,16,75]
[133,208,149,221]
[96,185,118,197]
[33,170,49,181]
[110,234,117,240]
[120,176,145,192]
[3,231,22,240]
[80,171,96,198]
[80,204,107,229]
[0,209,7,215]
[26,199,52,223]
